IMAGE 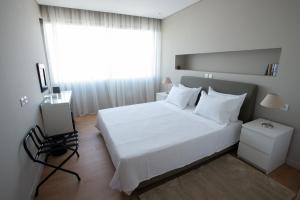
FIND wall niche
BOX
[175,48,281,76]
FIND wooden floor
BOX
[36,115,300,200]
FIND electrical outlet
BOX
[204,73,213,79]
[281,104,289,111]
[20,96,29,107]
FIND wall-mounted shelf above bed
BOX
[175,48,282,77]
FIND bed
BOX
[96,76,258,194]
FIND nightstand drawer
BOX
[238,142,270,172]
[240,128,274,154]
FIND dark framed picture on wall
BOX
[36,63,48,93]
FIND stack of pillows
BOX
[165,85,247,125]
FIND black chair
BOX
[34,125,79,157]
[23,126,81,197]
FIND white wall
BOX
[0,0,48,199]
[161,0,300,168]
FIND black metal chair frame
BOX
[23,125,81,197]
[34,125,79,158]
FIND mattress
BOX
[96,101,242,194]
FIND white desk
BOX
[41,91,75,136]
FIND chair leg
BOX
[35,148,81,197]
[66,147,80,158]
[45,154,50,163]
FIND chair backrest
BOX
[23,128,43,161]
[35,125,47,140]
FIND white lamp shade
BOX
[162,77,172,85]
[260,93,284,109]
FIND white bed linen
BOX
[96,101,242,194]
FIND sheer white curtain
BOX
[41,6,161,116]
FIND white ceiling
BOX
[36,0,200,19]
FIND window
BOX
[44,23,157,83]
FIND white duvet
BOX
[96,101,242,194]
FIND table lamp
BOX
[260,93,285,128]
[162,77,172,93]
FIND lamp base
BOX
[261,122,274,128]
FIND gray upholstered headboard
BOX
[181,76,258,123]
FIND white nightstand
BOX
[237,118,293,174]
[156,92,168,101]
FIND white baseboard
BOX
[287,158,300,170]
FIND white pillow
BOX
[208,87,247,122]
[166,86,194,109]
[194,91,238,125]
[179,84,201,106]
